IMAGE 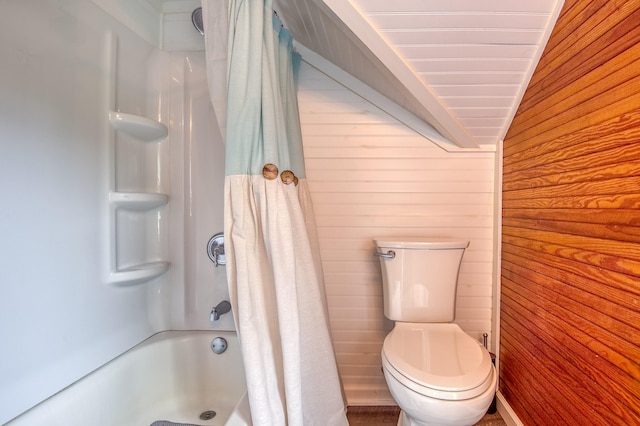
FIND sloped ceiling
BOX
[273,0,564,148]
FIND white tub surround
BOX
[0,1,229,423]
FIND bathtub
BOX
[7,331,251,426]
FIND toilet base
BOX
[397,407,487,426]
[397,409,455,426]
[398,410,421,426]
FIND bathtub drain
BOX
[200,410,217,420]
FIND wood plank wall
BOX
[297,62,496,405]
[501,0,640,424]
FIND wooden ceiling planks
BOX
[274,0,563,147]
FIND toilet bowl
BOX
[381,323,497,426]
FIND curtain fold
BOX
[210,0,349,424]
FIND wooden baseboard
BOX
[344,385,396,406]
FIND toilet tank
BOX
[374,238,469,322]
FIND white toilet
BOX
[374,238,497,426]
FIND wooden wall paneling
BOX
[502,253,639,334]
[502,225,640,277]
[499,332,562,425]
[505,71,640,151]
[503,213,640,245]
[497,359,548,425]
[502,107,640,171]
[503,143,640,185]
[501,0,640,423]
[501,236,640,305]
[500,307,587,424]
[504,156,640,193]
[504,176,640,205]
[504,97,640,161]
[502,209,640,244]
[500,316,585,424]
[502,284,629,424]
[501,287,639,406]
[501,243,640,309]
[522,2,640,110]
[500,192,640,210]
[514,49,640,135]
[502,265,640,378]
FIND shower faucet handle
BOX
[207,233,226,267]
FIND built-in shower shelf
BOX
[110,192,169,211]
[107,191,170,285]
[108,261,170,286]
[104,37,170,288]
[109,111,168,142]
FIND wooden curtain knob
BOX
[262,163,279,180]
[281,170,295,184]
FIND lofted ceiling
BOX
[273,0,564,148]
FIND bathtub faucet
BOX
[210,300,232,321]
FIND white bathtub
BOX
[7,331,251,426]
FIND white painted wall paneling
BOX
[297,61,495,405]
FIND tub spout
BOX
[210,300,231,321]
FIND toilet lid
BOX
[382,323,492,394]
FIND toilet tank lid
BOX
[374,238,469,249]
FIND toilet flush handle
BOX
[374,250,395,259]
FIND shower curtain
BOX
[204,0,348,424]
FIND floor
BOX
[346,406,507,426]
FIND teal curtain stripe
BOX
[225,0,306,179]
[226,0,265,176]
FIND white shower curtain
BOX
[203,0,348,424]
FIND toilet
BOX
[374,238,497,426]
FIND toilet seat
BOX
[382,323,494,401]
